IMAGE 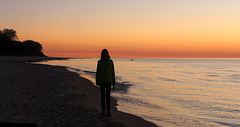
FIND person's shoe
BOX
[107,113,112,117]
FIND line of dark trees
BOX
[0,28,45,56]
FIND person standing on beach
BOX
[96,49,115,117]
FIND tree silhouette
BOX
[0,28,45,56]
[0,29,18,41]
[22,40,44,56]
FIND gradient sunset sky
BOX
[1,0,240,58]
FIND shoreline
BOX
[37,57,222,127]
[0,56,157,127]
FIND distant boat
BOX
[130,59,134,61]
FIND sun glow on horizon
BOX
[1,0,240,58]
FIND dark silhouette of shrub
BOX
[22,40,45,56]
[0,28,45,56]
[0,40,22,56]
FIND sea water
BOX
[39,58,240,126]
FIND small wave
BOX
[68,67,81,71]
[175,71,195,74]
[184,72,195,74]
[208,67,224,69]
[223,79,240,84]
[198,78,216,82]
[116,76,125,82]
[223,70,238,72]
[138,76,152,81]
[213,121,240,127]
[81,70,96,79]
[114,96,163,110]
[205,75,219,77]
[83,70,96,74]
[223,74,240,82]
[229,74,240,78]
[208,106,240,114]
[158,77,179,82]
[114,81,132,93]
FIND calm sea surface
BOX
[40,58,240,126]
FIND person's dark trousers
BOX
[100,83,111,114]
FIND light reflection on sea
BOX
[39,58,240,127]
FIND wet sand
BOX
[0,56,157,127]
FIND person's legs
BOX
[100,84,106,114]
[106,83,111,116]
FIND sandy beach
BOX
[0,56,157,127]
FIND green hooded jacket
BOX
[96,58,115,85]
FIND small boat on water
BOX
[130,59,134,61]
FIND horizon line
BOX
[51,56,240,59]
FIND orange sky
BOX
[1,0,240,58]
